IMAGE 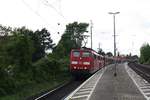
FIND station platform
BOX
[89,64,146,100]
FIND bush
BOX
[0,74,16,96]
[146,58,150,64]
[140,43,150,64]
[58,58,70,72]
[32,57,61,82]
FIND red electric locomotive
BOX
[70,47,104,76]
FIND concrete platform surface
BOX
[89,64,146,100]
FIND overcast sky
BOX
[0,0,150,56]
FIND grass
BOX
[0,73,72,100]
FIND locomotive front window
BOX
[73,51,80,57]
[82,52,91,57]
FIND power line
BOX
[42,0,67,20]
[21,0,56,31]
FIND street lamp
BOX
[108,12,120,76]
[90,20,93,49]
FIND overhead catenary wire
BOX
[41,0,67,21]
[21,0,60,32]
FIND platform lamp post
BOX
[108,12,120,77]
[90,20,93,49]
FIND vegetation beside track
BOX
[140,43,150,64]
[0,22,89,100]
[1,73,71,100]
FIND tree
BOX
[32,28,55,61]
[140,43,150,64]
[106,52,113,57]
[0,26,58,96]
[0,25,12,68]
[9,32,34,71]
[98,48,105,56]
[53,22,89,58]
[0,26,35,95]
[0,25,13,79]
[0,25,12,36]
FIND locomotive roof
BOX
[71,48,102,56]
[72,47,96,52]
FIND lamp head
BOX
[108,12,120,14]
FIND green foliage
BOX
[0,24,12,36]
[98,48,105,56]
[106,52,113,57]
[140,43,150,64]
[0,25,58,97]
[0,24,71,99]
[32,28,55,61]
[14,27,55,62]
[0,27,34,96]
[9,31,33,70]
[32,57,61,82]
[53,22,89,58]
[146,58,150,64]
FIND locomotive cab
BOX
[70,49,93,76]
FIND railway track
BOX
[126,62,150,99]
[27,65,109,100]
[26,79,85,100]
[128,62,150,83]
[28,63,150,100]
[31,63,150,100]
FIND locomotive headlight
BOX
[83,62,90,65]
[71,61,78,64]
[73,66,76,69]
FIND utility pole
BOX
[90,20,93,49]
[97,42,101,53]
[108,12,120,77]
[98,43,101,50]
